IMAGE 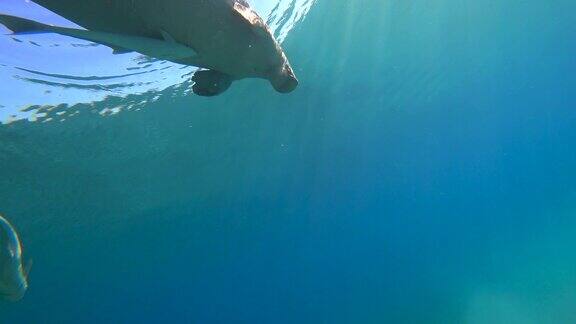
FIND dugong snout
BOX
[270,63,298,94]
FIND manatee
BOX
[0,215,30,302]
[0,0,298,96]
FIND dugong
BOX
[0,215,30,301]
[0,0,298,96]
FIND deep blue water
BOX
[1,0,576,323]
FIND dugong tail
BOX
[0,14,53,34]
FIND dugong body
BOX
[0,0,298,96]
[0,215,29,301]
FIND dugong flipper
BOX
[192,70,234,97]
[0,0,299,96]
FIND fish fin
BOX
[24,259,32,279]
[192,70,233,97]
[0,14,52,34]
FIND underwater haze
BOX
[1,0,576,323]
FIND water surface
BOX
[0,0,575,323]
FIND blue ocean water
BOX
[0,0,575,323]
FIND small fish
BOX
[0,215,31,302]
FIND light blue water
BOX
[1,0,576,323]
